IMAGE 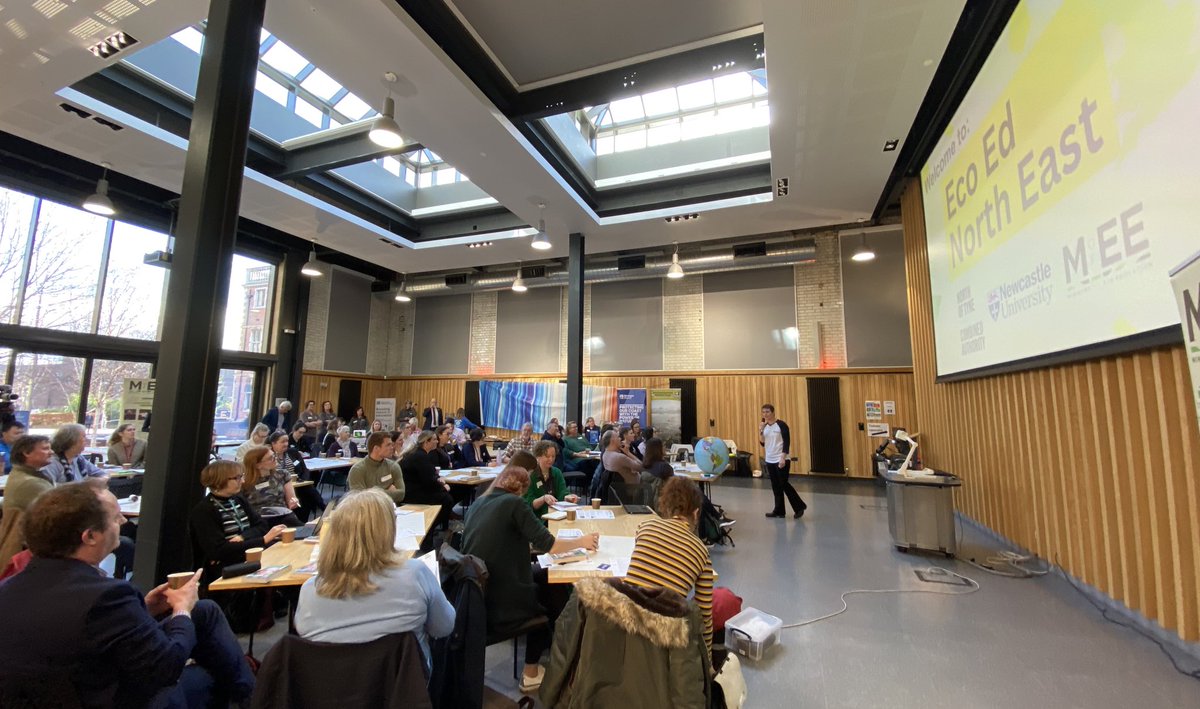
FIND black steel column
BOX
[134,0,266,588]
[565,232,585,423]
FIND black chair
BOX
[485,616,549,681]
[0,675,82,708]
[561,469,588,496]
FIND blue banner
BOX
[479,380,617,432]
[616,388,647,428]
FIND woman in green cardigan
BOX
[524,440,579,521]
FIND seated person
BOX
[0,479,256,707]
[540,422,564,450]
[1,435,54,566]
[106,424,147,467]
[500,422,536,464]
[600,429,643,485]
[348,432,405,505]
[623,425,644,461]
[42,423,106,483]
[370,420,385,433]
[281,426,326,521]
[1,418,27,474]
[399,418,421,456]
[400,431,455,529]
[234,423,270,461]
[560,421,592,471]
[348,407,370,434]
[453,408,479,431]
[462,466,598,694]
[524,440,578,522]
[636,426,655,459]
[324,425,359,459]
[459,428,493,468]
[241,445,301,528]
[294,489,455,671]
[432,424,456,470]
[190,460,287,585]
[625,476,715,661]
[582,417,600,447]
[319,417,343,452]
[638,437,675,506]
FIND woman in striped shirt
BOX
[189,460,287,585]
[624,476,716,660]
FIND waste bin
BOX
[883,469,961,557]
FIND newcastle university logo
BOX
[988,263,1053,321]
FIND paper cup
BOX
[281,528,297,544]
[167,572,193,590]
[245,547,263,563]
[566,509,577,522]
[590,498,602,509]
[121,463,132,469]
[469,468,479,478]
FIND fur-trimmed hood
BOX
[573,578,691,649]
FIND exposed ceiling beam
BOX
[277,125,423,179]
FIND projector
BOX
[143,250,173,268]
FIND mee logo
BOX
[987,263,1053,321]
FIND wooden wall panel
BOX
[900,178,1200,642]
[298,369,913,477]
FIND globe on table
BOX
[694,437,731,474]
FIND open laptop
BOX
[612,487,654,515]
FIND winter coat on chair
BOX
[540,577,711,709]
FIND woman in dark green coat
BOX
[462,465,597,694]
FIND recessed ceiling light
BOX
[664,213,700,224]
[883,139,899,152]
[923,58,934,67]
[467,241,493,249]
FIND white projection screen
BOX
[920,0,1200,377]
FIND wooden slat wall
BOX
[299,369,915,477]
[900,178,1200,642]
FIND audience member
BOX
[399,418,421,455]
[316,401,337,446]
[106,424,147,467]
[370,419,385,433]
[626,477,715,659]
[261,400,293,433]
[400,431,455,529]
[398,400,417,426]
[600,429,643,484]
[582,417,600,446]
[280,426,325,521]
[0,480,256,708]
[0,418,26,474]
[500,422,536,463]
[636,426,655,459]
[319,417,343,451]
[294,488,455,671]
[190,460,287,585]
[234,423,270,461]
[242,445,301,528]
[324,425,359,458]
[560,421,592,471]
[459,428,492,467]
[43,423,106,483]
[422,399,444,430]
[540,422,564,449]
[524,441,578,521]
[298,400,320,437]
[1,435,54,565]
[462,466,598,693]
[454,407,479,431]
[348,407,370,433]
[348,432,405,504]
[641,438,674,484]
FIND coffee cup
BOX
[590,498,602,509]
[469,468,479,478]
[245,547,263,563]
[167,572,193,590]
[281,528,296,544]
[566,509,577,522]
[121,463,132,469]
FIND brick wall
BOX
[795,231,847,368]
[302,260,330,370]
[468,291,497,375]
[365,294,391,376]
[663,275,704,369]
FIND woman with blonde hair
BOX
[234,423,270,461]
[294,488,454,666]
[106,423,146,466]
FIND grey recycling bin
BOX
[883,469,962,557]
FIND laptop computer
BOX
[612,487,654,515]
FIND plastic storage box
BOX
[725,607,782,660]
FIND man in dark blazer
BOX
[261,399,293,433]
[422,398,444,430]
[0,480,254,708]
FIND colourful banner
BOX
[120,378,155,441]
[1170,250,1200,433]
[479,381,617,432]
[649,389,682,445]
[617,389,647,428]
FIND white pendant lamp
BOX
[530,203,551,250]
[512,264,527,292]
[301,244,323,277]
[394,274,412,302]
[369,96,405,148]
[851,233,875,262]
[666,242,684,279]
[83,163,116,216]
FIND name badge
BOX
[381,474,392,483]
[255,481,270,490]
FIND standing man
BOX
[760,404,806,519]
[261,400,293,433]
[422,399,443,430]
[348,432,405,505]
[0,418,27,474]
[398,400,418,427]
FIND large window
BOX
[99,222,169,340]
[223,256,276,354]
[84,359,154,446]
[0,188,37,324]
[12,352,84,436]
[19,200,108,333]
[216,368,257,439]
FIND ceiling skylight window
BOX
[676,78,716,110]
[293,96,325,128]
[334,92,372,121]
[641,87,679,117]
[261,39,308,76]
[171,27,203,54]
[299,68,342,101]
[607,95,645,123]
[255,71,289,107]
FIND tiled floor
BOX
[242,476,1200,707]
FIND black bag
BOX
[698,497,734,548]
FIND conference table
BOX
[671,462,724,499]
[0,467,144,494]
[304,455,361,489]
[439,466,501,508]
[545,505,654,584]
[207,503,440,592]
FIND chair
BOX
[251,632,432,709]
[485,616,548,681]
[318,468,349,498]
[561,469,588,496]
[669,443,694,463]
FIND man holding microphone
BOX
[760,404,807,519]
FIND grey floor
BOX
[244,477,1200,708]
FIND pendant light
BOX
[83,162,116,216]
[394,274,412,302]
[530,203,551,250]
[369,96,405,148]
[512,264,527,292]
[301,242,323,277]
[851,232,875,262]
[666,242,684,279]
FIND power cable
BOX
[780,566,980,629]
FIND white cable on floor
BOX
[780,567,980,629]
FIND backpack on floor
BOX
[698,497,734,547]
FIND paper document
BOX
[395,512,428,535]
[551,502,581,511]
[576,509,615,520]
[416,550,439,579]
[394,534,420,551]
[543,511,567,521]
[556,528,584,539]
